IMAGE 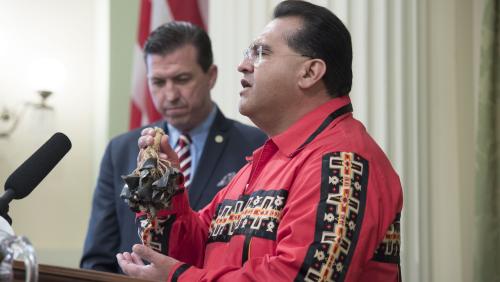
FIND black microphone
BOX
[0,132,72,223]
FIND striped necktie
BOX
[175,134,192,188]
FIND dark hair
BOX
[144,21,213,72]
[273,0,352,97]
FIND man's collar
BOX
[271,96,352,157]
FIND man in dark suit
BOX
[80,21,267,273]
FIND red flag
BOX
[129,0,208,129]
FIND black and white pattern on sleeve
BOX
[295,152,369,282]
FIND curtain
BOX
[474,0,500,281]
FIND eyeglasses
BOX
[243,44,312,67]
[243,45,264,66]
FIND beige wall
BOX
[108,0,139,139]
[0,0,108,267]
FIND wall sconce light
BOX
[0,58,65,138]
[0,90,55,138]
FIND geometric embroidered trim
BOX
[372,213,401,264]
[207,189,288,243]
[295,152,369,282]
[136,214,175,255]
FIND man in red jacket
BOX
[117,1,403,281]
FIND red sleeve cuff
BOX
[168,262,191,282]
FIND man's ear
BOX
[298,59,326,89]
[208,65,218,89]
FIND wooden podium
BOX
[13,261,151,282]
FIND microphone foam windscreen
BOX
[4,132,72,199]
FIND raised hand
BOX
[138,127,180,170]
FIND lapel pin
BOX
[215,135,224,143]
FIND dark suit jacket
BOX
[80,108,267,272]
